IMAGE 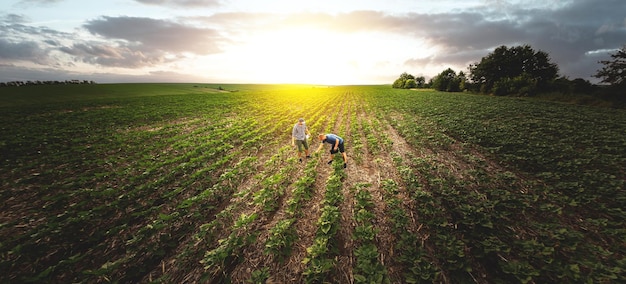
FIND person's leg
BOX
[303,140,310,158]
[328,148,335,164]
[296,140,304,161]
[338,142,347,167]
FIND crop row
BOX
[265,156,318,261]
[302,160,346,283]
[367,88,626,283]
[351,182,389,283]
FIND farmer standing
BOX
[292,118,311,162]
[316,133,347,168]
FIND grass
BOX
[1,83,624,283]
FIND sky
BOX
[0,0,624,85]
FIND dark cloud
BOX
[0,38,49,63]
[1,13,28,24]
[59,42,173,68]
[134,0,222,8]
[0,14,68,65]
[83,16,224,55]
[43,16,230,68]
[43,39,60,46]
[1,13,227,72]
[447,0,624,80]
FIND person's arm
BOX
[316,140,324,152]
[334,139,339,150]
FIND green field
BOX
[1,84,625,283]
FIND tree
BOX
[392,72,416,89]
[469,45,559,95]
[432,68,462,92]
[594,45,626,102]
[415,76,426,88]
[404,79,417,89]
[458,71,467,91]
[571,78,595,94]
[594,45,626,86]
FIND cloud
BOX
[1,13,73,43]
[83,16,224,54]
[50,16,229,68]
[0,38,49,63]
[59,43,171,68]
[1,13,28,24]
[1,0,624,83]
[0,15,67,65]
[134,0,222,8]
[1,13,228,71]
[1,14,79,68]
[286,0,624,80]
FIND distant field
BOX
[0,83,262,107]
[1,83,624,283]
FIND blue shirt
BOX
[323,134,343,145]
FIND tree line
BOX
[0,80,97,87]
[393,44,626,103]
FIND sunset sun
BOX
[242,28,360,85]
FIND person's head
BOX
[298,118,305,125]
[318,134,326,141]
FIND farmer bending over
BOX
[316,133,347,168]
[292,118,311,162]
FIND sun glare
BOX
[190,27,433,85]
[240,28,363,85]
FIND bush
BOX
[432,68,463,92]
[491,75,537,96]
